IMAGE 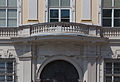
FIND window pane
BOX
[103,0,112,8]
[114,76,120,82]
[115,0,120,7]
[106,76,112,82]
[8,9,17,19]
[49,0,59,7]
[0,9,6,18]
[50,10,59,18]
[7,76,13,81]
[0,9,6,27]
[114,19,120,27]
[61,10,70,18]
[105,63,112,74]
[0,75,5,81]
[7,19,17,27]
[61,0,70,6]
[103,19,111,27]
[6,62,13,73]
[0,0,6,6]
[114,62,120,74]
[103,9,112,17]
[0,19,6,27]
[114,9,120,17]
[7,0,17,7]
[61,19,69,22]
[0,62,5,73]
[50,19,59,22]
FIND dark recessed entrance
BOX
[40,60,79,82]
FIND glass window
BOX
[8,9,17,19]
[60,0,70,7]
[48,0,71,22]
[0,0,17,27]
[114,19,120,27]
[114,9,120,17]
[102,19,112,27]
[106,76,112,82]
[102,0,120,27]
[8,19,17,27]
[7,0,17,7]
[6,62,13,73]
[0,0,6,6]
[114,62,120,74]
[0,9,6,27]
[7,75,13,81]
[103,0,112,8]
[114,76,120,82]
[103,9,112,17]
[61,9,70,22]
[0,62,5,73]
[50,9,59,22]
[105,60,120,82]
[0,59,15,82]
[7,9,17,27]
[114,0,120,7]
[105,63,112,74]
[49,0,59,7]
[0,75,5,81]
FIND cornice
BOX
[11,34,108,44]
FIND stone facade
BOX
[0,22,118,82]
[0,0,120,82]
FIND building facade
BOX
[0,0,120,82]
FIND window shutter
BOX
[82,0,91,20]
[28,0,37,20]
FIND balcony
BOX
[0,22,119,40]
[0,22,102,38]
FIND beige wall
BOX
[22,0,45,24]
[22,0,99,25]
[76,0,98,25]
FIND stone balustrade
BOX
[0,27,18,37]
[0,22,107,38]
[30,22,101,37]
[102,28,120,38]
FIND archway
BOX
[40,60,79,82]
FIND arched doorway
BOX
[40,60,79,82]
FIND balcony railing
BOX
[30,22,101,37]
[0,27,18,37]
[102,27,120,38]
[1,22,119,39]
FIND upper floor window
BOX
[102,0,120,27]
[104,59,120,82]
[0,0,17,27]
[48,0,71,22]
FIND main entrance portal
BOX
[40,60,79,82]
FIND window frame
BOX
[49,8,71,22]
[48,0,72,22]
[104,59,120,82]
[0,0,18,27]
[102,0,120,27]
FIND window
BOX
[102,0,120,27]
[104,59,120,82]
[0,59,15,82]
[48,0,71,22]
[0,0,17,27]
